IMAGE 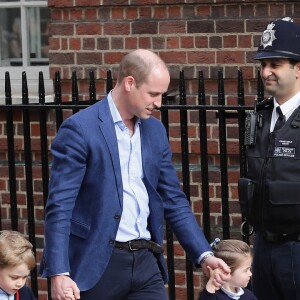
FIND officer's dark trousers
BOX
[80,247,168,300]
[252,233,300,300]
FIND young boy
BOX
[0,230,37,300]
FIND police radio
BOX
[244,101,261,146]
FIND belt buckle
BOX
[128,241,139,251]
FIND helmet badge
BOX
[260,22,276,48]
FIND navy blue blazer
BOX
[15,286,36,300]
[40,97,211,291]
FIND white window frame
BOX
[0,0,53,104]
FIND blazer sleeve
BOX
[42,117,88,276]
[142,118,211,263]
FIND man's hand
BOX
[205,266,224,293]
[202,256,231,287]
[63,288,77,300]
[51,275,80,300]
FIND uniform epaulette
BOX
[256,97,274,111]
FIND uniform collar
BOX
[274,91,300,116]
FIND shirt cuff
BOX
[198,251,214,265]
[51,272,70,276]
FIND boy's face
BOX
[0,263,30,295]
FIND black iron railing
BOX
[0,69,263,300]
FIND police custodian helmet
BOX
[254,17,300,61]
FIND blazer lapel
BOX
[140,120,152,179]
[98,98,123,207]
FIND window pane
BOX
[0,8,22,66]
[0,6,49,67]
[28,7,49,66]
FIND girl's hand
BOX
[64,288,76,300]
[202,256,231,286]
[205,266,223,293]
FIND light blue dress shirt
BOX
[107,92,210,264]
[0,289,14,300]
[108,92,151,242]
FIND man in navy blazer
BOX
[40,49,230,300]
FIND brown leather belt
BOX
[114,239,164,254]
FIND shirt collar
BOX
[107,91,122,124]
[221,287,244,300]
[107,91,141,130]
[274,91,300,116]
[0,289,14,300]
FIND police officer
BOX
[239,17,300,300]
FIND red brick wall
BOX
[48,0,300,101]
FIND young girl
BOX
[0,230,37,300]
[198,239,257,300]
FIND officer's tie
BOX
[274,106,285,131]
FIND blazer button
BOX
[114,214,120,220]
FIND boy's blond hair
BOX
[0,230,35,270]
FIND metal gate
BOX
[0,69,262,299]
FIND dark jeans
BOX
[252,233,300,300]
[80,248,168,300]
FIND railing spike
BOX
[54,71,62,104]
[107,70,113,94]
[39,71,45,105]
[5,71,12,105]
[257,69,264,102]
[72,71,78,103]
[89,70,96,103]
[22,71,29,105]
[237,69,244,106]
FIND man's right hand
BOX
[51,275,80,300]
[205,266,223,293]
[201,256,231,287]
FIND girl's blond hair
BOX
[200,239,251,290]
[212,239,251,273]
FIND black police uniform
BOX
[239,17,300,300]
[240,99,300,300]
[241,98,300,236]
